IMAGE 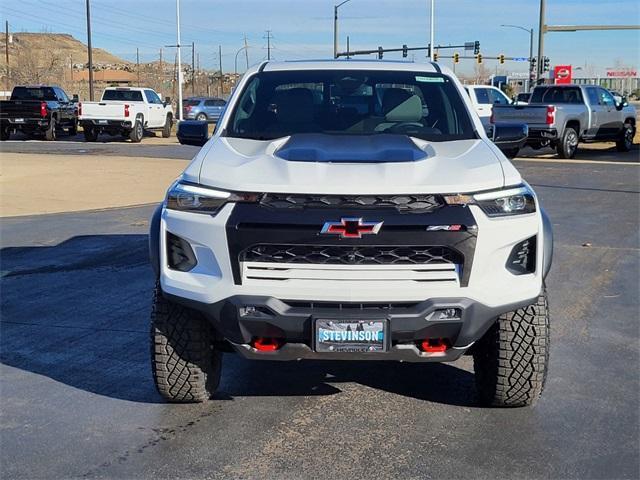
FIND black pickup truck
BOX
[0,86,78,141]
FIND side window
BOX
[215,99,226,106]
[55,88,69,102]
[598,88,615,107]
[474,88,491,104]
[488,88,510,105]
[204,100,216,107]
[144,90,161,104]
[586,88,600,106]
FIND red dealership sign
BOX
[606,69,637,78]
[554,65,572,84]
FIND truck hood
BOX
[190,135,512,194]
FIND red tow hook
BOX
[251,337,283,352]
[420,338,449,353]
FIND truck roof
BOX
[260,59,444,74]
[103,87,148,92]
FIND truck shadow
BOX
[517,142,639,162]
[1,233,478,407]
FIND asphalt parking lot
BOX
[1,139,639,479]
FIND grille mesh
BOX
[260,193,444,213]
[241,244,462,266]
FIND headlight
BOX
[166,181,259,214]
[444,184,536,217]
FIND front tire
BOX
[44,117,57,141]
[0,126,10,141]
[196,113,207,122]
[556,127,578,158]
[473,290,550,407]
[162,114,172,138]
[616,123,634,152]
[129,117,144,143]
[150,283,222,403]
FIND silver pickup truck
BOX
[492,84,636,158]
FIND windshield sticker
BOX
[415,76,444,83]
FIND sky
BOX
[3,0,639,76]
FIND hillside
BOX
[5,32,130,65]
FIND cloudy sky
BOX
[4,0,639,75]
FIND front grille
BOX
[282,300,420,310]
[260,193,444,213]
[241,244,462,266]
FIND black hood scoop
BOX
[274,133,427,163]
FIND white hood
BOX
[186,136,515,195]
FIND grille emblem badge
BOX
[320,217,383,239]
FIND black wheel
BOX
[129,116,144,142]
[616,123,634,152]
[502,148,519,159]
[473,290,550,407]
[83,126,98,142]
[150,283,222,403]
[556,127,578,158]
[68,120,78,136]
[0,126,10,141]
[162,114,172,138]
[196,113,207,122]
[44,117,57,141]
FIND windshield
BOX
[225,70,476,142]
[11,87,56,101]
[530,87,583,104]
[102,89,143,102]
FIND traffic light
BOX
[476,53,483,64]
[402,44,408,58]
[473,41,480,55]
[530,57,537,70]
[433,51,439,62]
[543,56,550,72]
[499,54,505,64]
[453,52,459,64]
[378,46,383,59]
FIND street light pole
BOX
[176,0,183,121]
[537,0,546,83]
[85,0,94,101]
[333,0,352,59]
[500,24,534,89]
[429,0,435,61]
[235,45,250,74]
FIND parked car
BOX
[79,87,173,142]
[149,60,551,408]
[0,85,78,141]
[182,97,227,122]
[464,84,512,129]
[492,84,637,158]
[514,92,531,105]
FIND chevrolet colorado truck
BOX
[79,87,173,142]
[149,60,553,407]
[0,85,78,141]
[491,84,637,158]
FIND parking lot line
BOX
[515,157,639,166]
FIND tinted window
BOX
[516,93,531,102]
[214,99,226,106]
[183,99,201,106]
[11,87,57,101]
[586,87,600,106]
[102,89,144,102]
[474,88,491,104]
[487,88,510,105]
[598,88,615,107]
[226,70,476,142]
[144,90,162,104]
[204,99,220,106]
[530,87,583,104]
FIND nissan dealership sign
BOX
[554,65,573,84]
[606,69,638,78]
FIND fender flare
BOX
[541,207,553,279]
[149,203,163,278]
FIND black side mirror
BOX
[177,120,209,147]
[72,94,79,102]
[165,96,171,104]
[492,122,528,153]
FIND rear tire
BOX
[556,127,578,158]
[473,290,550,407]
[196,113,207,122]
[150,283,222,403]
[44,117,57,141]
[129,116,144,143]
[83,126,98,142]
[0,126,10,141]
[162,114,172,138]
[616,123,634,152]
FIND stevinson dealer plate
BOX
[315,319,386,353]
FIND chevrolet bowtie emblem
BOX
[320,217,383,239]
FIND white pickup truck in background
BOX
[79,87,173,142]
[464,84,512,130]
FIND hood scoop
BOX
[274,133,427,163]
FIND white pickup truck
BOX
[79,87,173,142]
[464,84,512,130]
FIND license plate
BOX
[98,120,108,124]
[315,319,386,353]
[13,118,24,123]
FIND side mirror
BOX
[177,120,209,147]
[492,122,528,153]
[72,94,79,102]
[165,96,171,104]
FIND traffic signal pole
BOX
[536,0,545,83]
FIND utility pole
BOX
[5,20,9,91]
[159,47,163,88]
[85,0,94,100]
[191,42,195,94]
[136,48,140,86]
[536,0,545,83]
[218,44,223,97]
[175,0,183,120]
[265,30,272,60]
[429,0,435,61]
[244,34,249,70]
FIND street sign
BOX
[464,42,475,51]
[554,65,573,84]
[512,57,528,62]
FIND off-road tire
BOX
[473,290,549,407]
[129,116,144,143]
[556,126,578,158]
[150,283,222,403]
[45,117,57,141]
[83,126,98,142]
[196,113,207,122]
[616,122,634,152]
[162,114,172,138]
[0,126,10,141]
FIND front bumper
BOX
[164,291,539,362]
